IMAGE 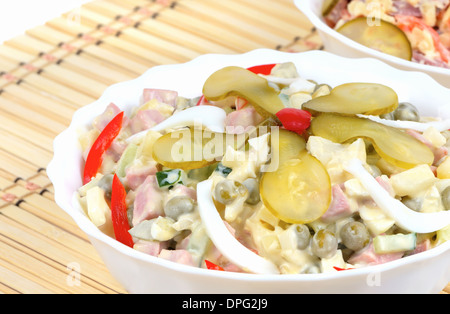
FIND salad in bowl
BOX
[295,0,450,88]
[323,0,450,68]
[48,49,450,293]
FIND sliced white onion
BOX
[126,106,227,143]
[345,159,450,233]
[197,180,280,274]
[357,114,450,132]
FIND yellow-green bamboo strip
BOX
[0,281,20,294]
[0,150,38,180]
[0,98,55,150]
[79,44,147,76]
[175,0,290,47]
[24,23,145,77]
[23,73,96,108]
[5,34,55,56]
[22,193,89,240]
[0,128,53,168]
[47,17,157,67]
[0,261,57,294]
[0,237,102,294]
[157,8,263,52]
[137,17,236,55]
[0,96,66,136]
[3,84,75,124]
[0,212,123,292]
[0,229,123,294]
[40,63,108,99]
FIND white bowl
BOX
[47,49,450,294]
[295,0,450,89]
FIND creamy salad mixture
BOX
[323,0,450,68]
[76,62,450,274]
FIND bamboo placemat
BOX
[0,0,447,294]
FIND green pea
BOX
[402,196,422,212]
[340,221,370,251]
[311,229,338,259]
[164,196,194,219]
[292,224,311,250]
[214,179,247,205]
[243,178,260,205]
[393,102,420,122]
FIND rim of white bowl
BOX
[47,48,450,283]
[295,0,450,77]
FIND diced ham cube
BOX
[176,234,191,250]
[392,0,422,18]
[158,249,196,267]
[134,240,168,257]
[321,184,352,222]
[130,109,166,134]
[348,243,404,266]
[93,103,127,132]
[406,129,448,164]
[168,184,197,202]
[132,175,164,226]
[105,138,128,163]
[376,176,395,197]
[411,238,432,255]
[225,106,264,134]
[125,162,158,191]
[221,262,244,273]
[324,0,350,28]
[142,89,178,108]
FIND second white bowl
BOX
[295,0,450,88]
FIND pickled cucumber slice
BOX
[202,66,284,118]
[337,17,412,61]
[152,128,246,170]
[309,113,434,169]
[303,83,398,116]
[260,152,331,224]
[272,129,306,166]
[260,129,330,224]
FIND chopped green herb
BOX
[215,163,232,177]
[156,169,184,188]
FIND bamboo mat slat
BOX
[0,0,447,294]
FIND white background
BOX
[0,0,92,43]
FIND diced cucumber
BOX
[129,219,155,241]
[187,225,212,267]
[116,143,138,178]
[373,233,417,254]
[436,225,450,246]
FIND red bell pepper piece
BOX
[247,63,277,75]
[275,108,312,135]
[83,111,124,185]
[204,260,224,271]
[195,95,209,106]
[333,266,354,271]
[111,174,134,248]
[395,15,450,63]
